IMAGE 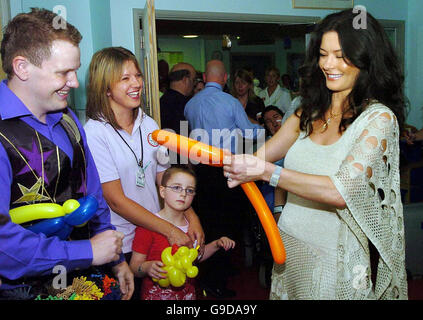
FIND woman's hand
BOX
[223,154,273,188]
[167,226,193,247]
[185,208,205,249]
[187,217,205,249]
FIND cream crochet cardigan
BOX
[270,103,407,300]
[331,103,407,299]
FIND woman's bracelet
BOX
[273,205,284,214]
[269,165,282,187]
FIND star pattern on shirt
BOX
[16,139,54,185]
[13,177,51,204]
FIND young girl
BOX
[130,166,235,300]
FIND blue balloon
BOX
[27,217,64,237]
[25,196,99,240]
[64,196,98,226]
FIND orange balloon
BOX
[151,129,286,264]
[152,130,224,166]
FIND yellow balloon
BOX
[186,266,199,278]
[156,246,200,287]
[188,248,198,262]
[168,266,186,287]
[156,266,171,287]
[181,256,192,270]
[174,259,183,270]
[9,203,65,225]
[161,247,174,266]
[62,199,80,214]
[177,246,189,257]
[158,277,170,288]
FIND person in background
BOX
[0,8,132,299]
[84,47,204,299]
[244,66,262,97]
[193,71,205,95]
[281,73,295,100]
[403,125,423,145]
[184,59,265,298]
[262,105,284,137]
[160,62,196,135]
[130,166,235,300]
[223,8,407,300]
[231,69,265,125]
[258,67,292,114]
[158,59,169,97]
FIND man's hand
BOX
[90,230,124,266]
[112,261,134,300]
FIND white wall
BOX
[109,0,407,54]
[405,0,423,127]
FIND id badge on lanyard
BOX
[136,165,145,187]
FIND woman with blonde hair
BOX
[231,69,265,124]
[84,47,204,298]
[258,66,292,113]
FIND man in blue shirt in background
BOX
[185,60,265,298]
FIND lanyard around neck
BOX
[113,126,144,168]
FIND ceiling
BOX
[154,19,314,44]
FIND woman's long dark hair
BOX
[298,9,406,135]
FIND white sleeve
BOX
[84,121,120,183]
[277,90,292,113]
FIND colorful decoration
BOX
[153,244,199,288]
[151,129,286,264]
[9,196,98,240]
[34,273,121,301]
[55,276,104,300]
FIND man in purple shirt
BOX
[0,8,133,299]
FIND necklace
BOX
[321,108,343,132]
[112,125,147,187]
[113,126,143,167]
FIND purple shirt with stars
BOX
[0,80,123,282]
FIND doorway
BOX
[133,9,319,75]
[230,53,275,91]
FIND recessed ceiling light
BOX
[182,35,199,38]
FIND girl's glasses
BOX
[164,185,196,196]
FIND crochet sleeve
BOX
[330,105,407,299]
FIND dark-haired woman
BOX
[223,9,407,300]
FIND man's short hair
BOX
[168,69,191,83]
[1,7,82,79]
